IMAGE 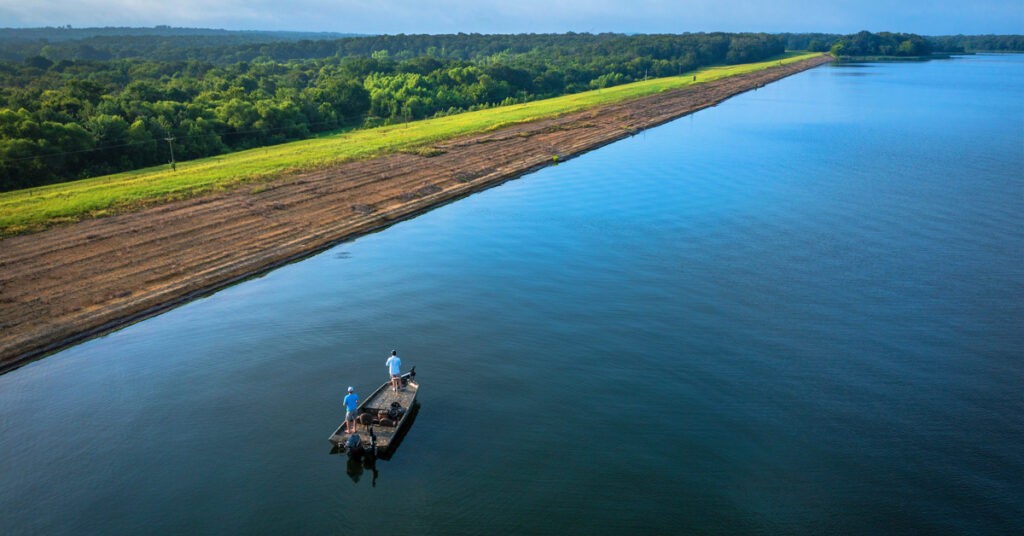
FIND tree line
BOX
[829,31,933,57]
[0,32,786,191]
[0,26,353,62]
[4,29,1021,66]
[826,31,1024,57]
[927,34,1024,53]
[2,29,1021,191]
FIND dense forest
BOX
[0,26,354,62]
[3,28,1019,65]
[1,29,1021,191]
[927,34,1024,53]
[829,31,933,57]
[0,32,787,190]
[826,31,1024,57]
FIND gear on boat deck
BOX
[329,369,419,457]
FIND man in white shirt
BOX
[386,350,402,392]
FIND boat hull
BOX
[330,368,418,459]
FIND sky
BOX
[1,0,1022,35]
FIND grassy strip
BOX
[0,53,822,236]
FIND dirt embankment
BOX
[0,55,831,373]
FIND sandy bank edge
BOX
[0,55,832,374]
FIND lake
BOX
[1,54,1022,535]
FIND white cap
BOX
[347,386,354,392]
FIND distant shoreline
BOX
[833,53,957,62]
[0,54,832,374]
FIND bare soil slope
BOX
[0,55,831,372]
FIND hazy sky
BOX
[2,0,1022,35]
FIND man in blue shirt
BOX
[344,386,359,433]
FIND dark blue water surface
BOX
[2,55,1022,535]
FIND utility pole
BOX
[165,135,176,171]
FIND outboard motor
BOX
[345,432,364,460]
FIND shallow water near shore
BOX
[2,55,1022,535]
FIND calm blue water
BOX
[1,55,1022,535]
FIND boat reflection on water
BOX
[332,402,421,486]
[346,456,379,486]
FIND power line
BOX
[0,138,159,164]
[164,134,176,171]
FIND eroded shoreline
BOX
[0,55,831,373]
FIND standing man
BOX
[344,386,359,433]
[386,350,402,392]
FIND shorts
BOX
[345,410,357,421]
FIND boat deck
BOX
[329,380,418,453]
[363,385,417,412]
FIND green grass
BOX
[0,53,822,236]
